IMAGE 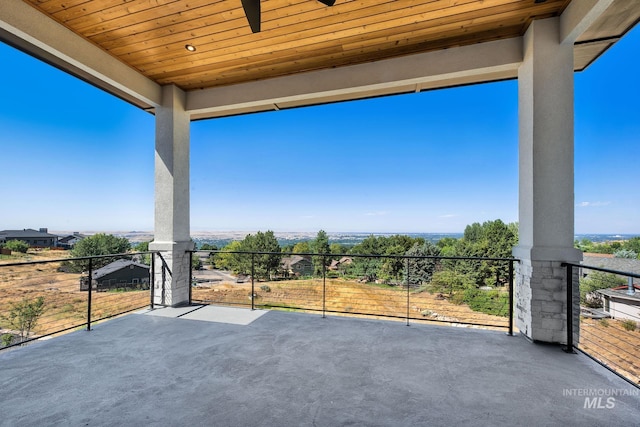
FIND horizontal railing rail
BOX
[562,262,640,386]
[0,251,160,350]
[191,250,518,334]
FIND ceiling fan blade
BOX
[317,0,336,5]
[241,0,261,33]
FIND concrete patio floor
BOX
[1,307,638,426]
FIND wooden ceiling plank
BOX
[49,0,134,22]
[25,0,94,16]
[147,17,526,85]
[97,0,414,55]
[64,0,191,35]
[131,0,557,73]
[126,0,531,68]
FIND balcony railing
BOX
[0,251,160,349]
[563,262,640,385]
[4,248,638,387]
[190,251,516,333]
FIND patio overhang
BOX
[1,0,638,120]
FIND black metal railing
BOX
[190,250,517,333]
[0,251,160,349]
[563,262,640,385]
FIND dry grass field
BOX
[580,317,640,384]
[0,250,147,343]
[192,278,511,328]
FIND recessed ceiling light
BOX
[185,44,196,52]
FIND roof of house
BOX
[58,233,87,243]
[582,255,640,276]
[0,229,58,239]
[597,285,640,303]
[92,259,149,280]
[281,255,312,269]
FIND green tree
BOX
[614,249,637,259]
[292,241,311,254]
[134,241,149,252]
[405,242,441,286]
[4,240,29,253]
[349,235,386,282]
[379,244,406,284]
[623,237,640,255]
[575,238,595,252]
[133,241,151,265]
[191,254,203,270]
[2,296,46,343]
[455,219,517,287]
[239,231,282,280]
[580,271,626,308]
[311,230,331,276]
[437,237,458,257]
[329,242,348,256]
[429,270,474,297]
[67,233,131,271]
[214,240,244,272]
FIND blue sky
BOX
[0,25,638,235]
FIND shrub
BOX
[1,333,14,347]
[4,240,29,253]
[260,285,271,292]
[613,249,637,259]
[620,319,637,332]
[463,288,509,317]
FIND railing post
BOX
[150,252,155,309]
[406,257,410,326]
[188,250,193,305]
[251,253,255,311]
[564,263,575,353]
[507,260,514,336]
[161,256,166,305]
[87,257,93,331]
[322,255,327,318]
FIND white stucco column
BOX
[513,18,582,344]
[149,85,194,306]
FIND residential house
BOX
[57,232,86,249]
[280,255,313,277]
[0,228,58,248]
[598,285,640,322]
[329,256,353,271]
[582,253,640,322]
[80,259,150,291]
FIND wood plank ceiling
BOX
[23,0,573,92]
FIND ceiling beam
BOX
[187,37,522,120]
[560,0,615,44]
[0,0,161,109]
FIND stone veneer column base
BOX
[514,257,581,345]
[149,240,194,307]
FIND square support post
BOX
[149,85,194,307]
[513,18,582,344]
